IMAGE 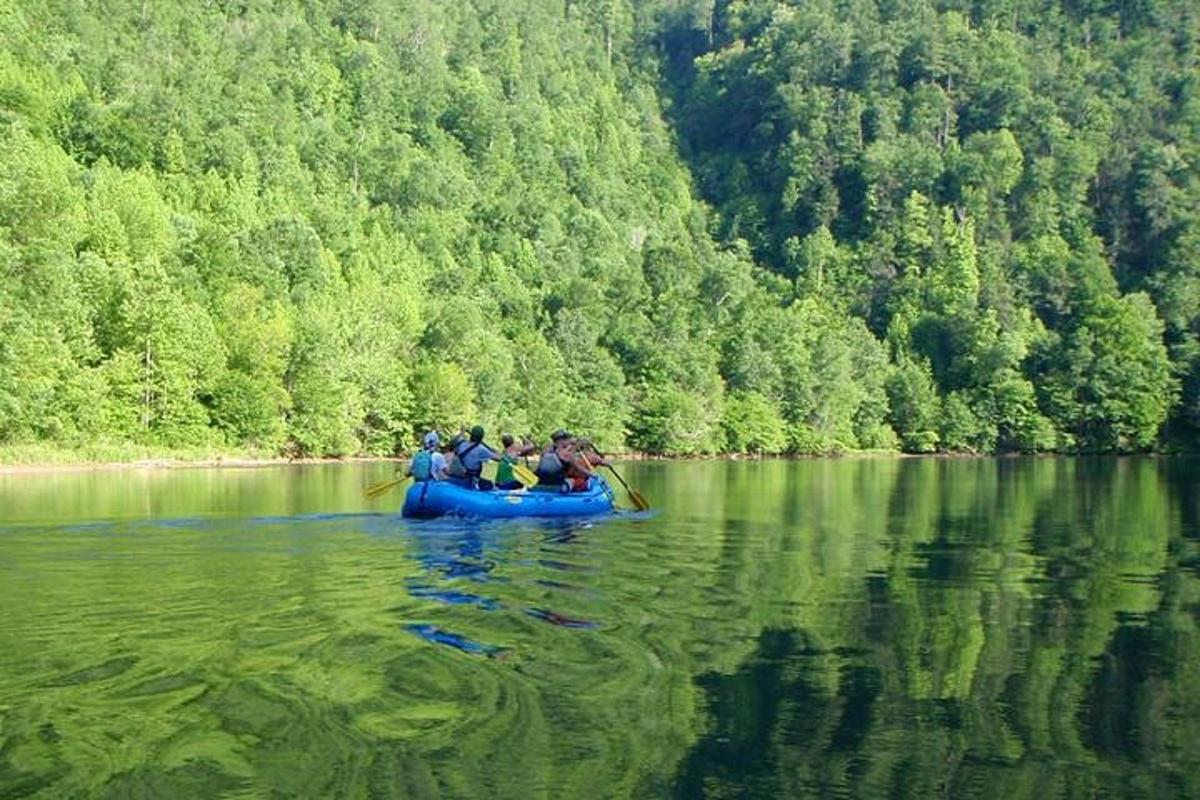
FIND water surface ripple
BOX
[1,458,1197,798]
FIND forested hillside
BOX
[0,0,1196,457]
[654,0,1198,453]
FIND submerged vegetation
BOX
[0,1,1196,457]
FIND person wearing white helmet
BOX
[407,431,448,482]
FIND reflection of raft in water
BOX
[405,624,507,658]
[401,476,616,519]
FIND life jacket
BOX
[448,441,481,479]
[410,450,433,481]
[495,454,517,484]
[535,450,565,483]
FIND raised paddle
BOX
[582,444,649,511]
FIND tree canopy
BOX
[0,0,1195,456]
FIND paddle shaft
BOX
[584,446,646,507]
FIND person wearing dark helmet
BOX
[448,425,500,490]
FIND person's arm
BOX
[570,452,597,476]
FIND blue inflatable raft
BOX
[401,476,616,519]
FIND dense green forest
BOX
[0,0,1196,457]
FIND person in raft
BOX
[535,431,608,492]
[534,429,574,490]
[447,425,500,490]
[495,434,537,490]
[564,437,608,491]
[438,433,460,479]
[407,431,448,482]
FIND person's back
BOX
[410,449,433,481]
[453,426,499,489]
[408,432,447,482]
[445,434,468,479]
[429,449,448,480]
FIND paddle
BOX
[605,465,650,511]
[511,461,538,486]
[583,445,649,511]
[364,473,410,499]
[489,447,537,488]
[484,439,537,488]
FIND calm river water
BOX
[0,458,1197,798]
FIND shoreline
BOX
[0,455,406,475]
[0,450,890,474]
[1,449,1189,475]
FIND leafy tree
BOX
[887,357,941,453]
[286,293,360,456]
[722,391,787,454]
[1033,292,1177,451]
[408,361,479,441]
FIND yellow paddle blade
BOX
[628,487,650,511]
[512,462,537,487]
[364,476,406,499]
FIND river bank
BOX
[0,443,872,474]
[0,443,407,474]
[5,443,1182,475]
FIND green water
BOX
[0,458,1197,799]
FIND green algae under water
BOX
[1,458,1198,799]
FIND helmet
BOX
[423,431,440,449]
[469,425,485,442]
[551,429,572,441]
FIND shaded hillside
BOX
[651,0,1197,452]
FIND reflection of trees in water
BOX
[668,458,1198,798]
[3,460,1193,798]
